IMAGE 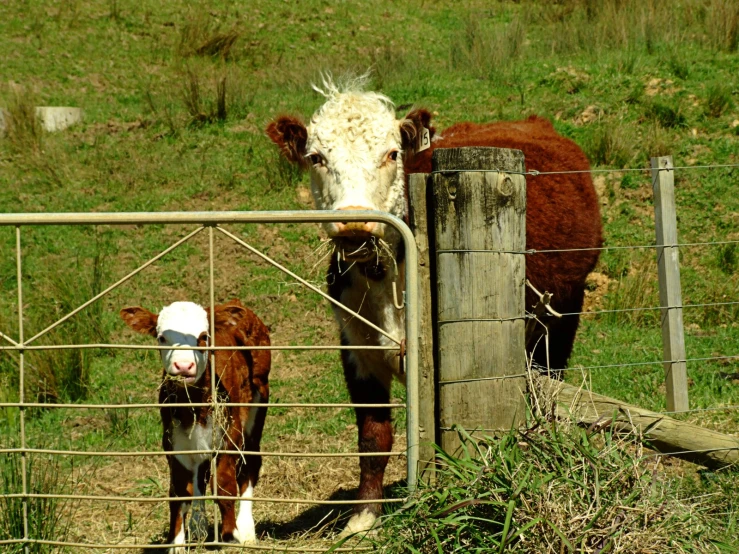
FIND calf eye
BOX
[198,332,209,347]
[308,153,323,166]
[157,335,166,345]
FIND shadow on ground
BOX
[142,480,406,551]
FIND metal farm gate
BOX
[0,210,420,553]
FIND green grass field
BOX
[1,0,738,552]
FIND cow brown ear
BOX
[400,109,435,153]
[120,307,158,337]
[265,116,308,168]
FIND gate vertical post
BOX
[651,156,689,412]
[432,148,528,453]
[408,173,436,481]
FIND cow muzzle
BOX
[330,206,384,262]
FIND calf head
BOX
[120,301,210,385]
[266,77,433,262]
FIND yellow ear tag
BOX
[416,126,430,153]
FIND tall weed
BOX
[27,249,112,403]
[602,253,659,327]
[0,454,72,553]
[450,13,526,80]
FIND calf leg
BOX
[342,352,393,534]
[166,457,193,554]
[233,405,267,544]
[233,461,259,545]
[213,454,239,543]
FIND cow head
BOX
[120,302,210,385]
[266,77,432,262]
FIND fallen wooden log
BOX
[541,376,739,469]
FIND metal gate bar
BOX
[0,210,419,552]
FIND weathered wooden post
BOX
[432,148,528,453]
[651,156,689,413]
[407,173,437,479]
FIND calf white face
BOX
[120,302,210,386]
[156,302,210,384]
[267,79,428,262]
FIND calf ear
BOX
[120,307,158,337]
[265,116,308,167]
[400,108,435,153]
[214,303,270,348]
[214,304,246,328]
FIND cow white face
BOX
[120,302,210,386]
[267,81,430,262]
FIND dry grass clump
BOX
[371,384,731,553]
[176,11,242,61]
[3,84,42,155]
[450,12,526,80]
[522,0,738,55]
[0,453,76,553]
[181,67,228,126]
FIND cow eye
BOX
[388,151,398,162]
[198,332,209,347]
[309,153,323,166]
[157,335,166,345]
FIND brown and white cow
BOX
[120,299,270,552]
[266,76,602,533]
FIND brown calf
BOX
[120,299,270,552]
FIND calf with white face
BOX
[121,300,271,553]
[267,77,601,534]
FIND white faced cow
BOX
[266,76,602,534]
[121,300,271,552]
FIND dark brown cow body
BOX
[405,114,603,368]
[120,299,270,551]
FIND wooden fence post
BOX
[432,148,528,453]
[651,156,689,413]
[407,172,437,480]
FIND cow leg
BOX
[211,453,239,544]
[342,351,393,535]
[166,457,193,554]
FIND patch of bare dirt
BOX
[645,77,680,97]
[583,272,614,314]
[574,105,601,125]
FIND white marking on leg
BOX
[233,482,257,544]
[340,509,377,538]
[170,502,188,554]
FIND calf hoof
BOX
[232,526,258,545]
[339,509,378,538]
[223,529,258,545]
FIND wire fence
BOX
[429,158,738,460]
[0,161,737,551]
[0,210,420,552]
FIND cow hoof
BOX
[339,510,377,538]
[232,527,258,545]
